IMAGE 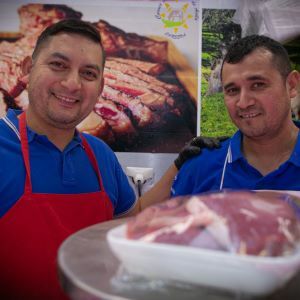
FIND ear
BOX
[20,56,33,84]
[287,70,300,99]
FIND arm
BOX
[138,163,178,210]
[126,136,229,215]
[139,136,228,209]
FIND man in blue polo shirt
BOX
[0,18,217,299]
[171,35,300,197]
[0,19,136,300]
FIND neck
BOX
[25,111,75,151]
[242,123,299,176]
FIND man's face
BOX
[222,49,293,139]
[24,32,104,130]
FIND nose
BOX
[237,88,255,109]
[60,70,81,92]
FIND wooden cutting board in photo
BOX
[150,35,198,105]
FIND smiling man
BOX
[0,19,136,299]
[171,35,300,196]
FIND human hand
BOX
[174,136,229,170]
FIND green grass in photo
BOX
[201,92,237,137]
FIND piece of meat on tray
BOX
[127,191,300,257]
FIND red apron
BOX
[0,113,113,299]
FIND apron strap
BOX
[80,133,106,193]
[19,113,33,194]
[18,112,106,194]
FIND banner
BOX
[0,0,200,153]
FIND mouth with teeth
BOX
[239,112,260,119]
[52,92,80,107]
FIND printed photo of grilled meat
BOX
[0,3,197,152]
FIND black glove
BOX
[174,136,229,170]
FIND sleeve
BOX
[171,158,197,197]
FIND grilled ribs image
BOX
[0,4,197,151]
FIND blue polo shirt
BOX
[171,130,300,196]
[0,109,136,218]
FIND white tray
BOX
[107,224,300,296]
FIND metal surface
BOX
[57,219,300,300]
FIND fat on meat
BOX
[127,191,300,257]
[94,98,137,139]
[101,85,157,128]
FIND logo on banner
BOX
[155,0,199,39]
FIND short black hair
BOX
[32,19,105,65]
[221,35,292,80]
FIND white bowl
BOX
[107,224,300,296]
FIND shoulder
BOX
[177,146,226,181]
[182,137,231,171]
[171,137,232,196]
[0,109,21,137]
[0,111,25,217]
[0,111,22,151]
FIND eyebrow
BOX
[223,75,267,90]
[49,52,101,73]
[223,82,236,90]
[50,52,69,61]
[247,75,267,81]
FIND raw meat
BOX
[127,190,300,256]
